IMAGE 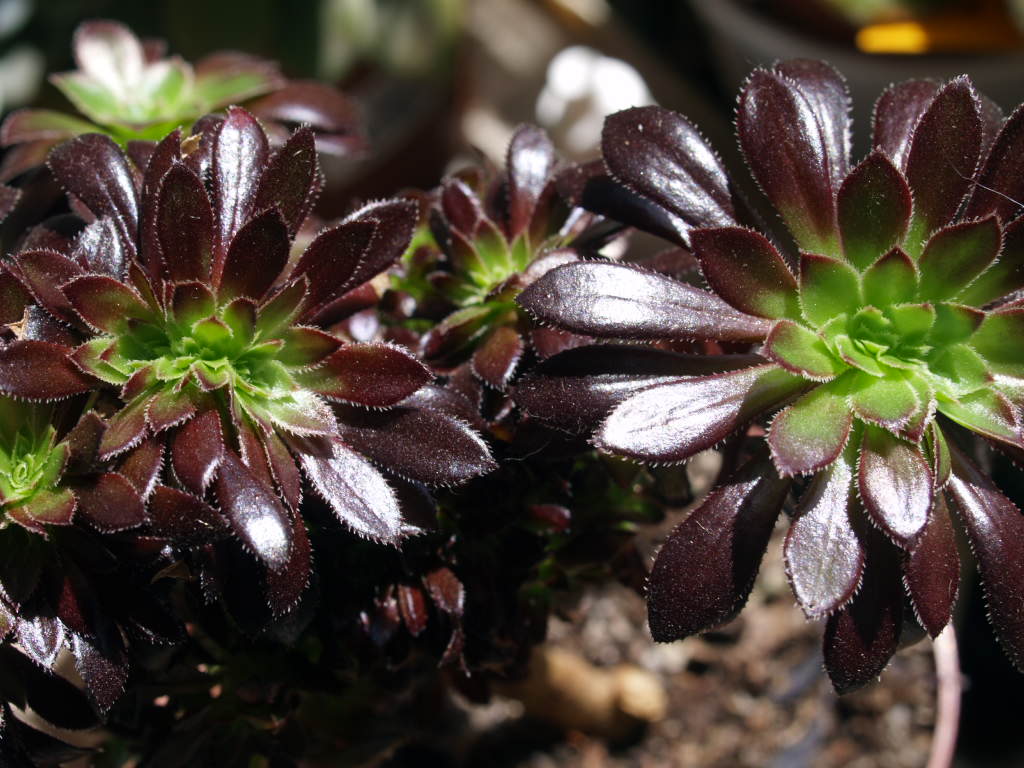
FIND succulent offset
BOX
[0,20,361,181]
[518,60,1024,691]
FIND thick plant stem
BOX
[926,625,961,768]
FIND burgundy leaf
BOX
[775,59,851,187]
[171,409,224,495]
[139,129,181,279]
[98,396,150,459]
[506,124,555,237]
[965,103,1024,223]
[0,340,94,400]
[518,261,771,343]
[784,454,864,618]
[215,450,292,570]
[836,151,912,270]
[253,126,321,235]
[647,454,790,640]
[157,163,214,284]
[946,446,1024,669]
[148,485,226,546]
[211,107,269,273]
[903,77,982,253]
[48,134,138,257]
[471,326,524,390]
[602,106,735,241]
[440,177,485,235]
[64,410,105,473]
[74,472,145,532]
[905,493,959,638]
[62,275,153,334]
[70,634,128,714]
[334,403,496,486]
[218,207,289,302]
[337,198,419,293]
[0,266,31,325]
[958,216,1024,307]
[398,584,429,636]
[146,387,197,433]
[290,219,375,314]
[690,226,799,319]
[823,530,904,693]
[247,80,359,133]
[263,430,302,511]
[737,68,839,253]
[72,216,130,279]
[424,567,465,617]
[8,248,85,324]
[14,615,65,668]
[117,438,163,499]
[515,346,760,434]
[265,509,312,615]
[8,488,76,530]
[598,364,810,463]
[295,437,403,542]
[873,79,939,170]
[858,426,933,547]
[297,343,431,407]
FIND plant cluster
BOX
[1,16,1024,766]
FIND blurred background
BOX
[3,1,1024,766]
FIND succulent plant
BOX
[1,108,493,622]
[0,20,361,181]
[518,61,1024,691]
[389,124,606,392]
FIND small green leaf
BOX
[862,248,917,307]
[800,253,861,327]
[848,372,919,430]
[938,388,1021,447]
[764,319,845,380]
[768,377,854,475]
[833,335,885,376]
[928,344,991,395]
[969,309,1024,378]
[51,72,122,125]
[929,303,984,346]
[917,217,1001,301]
[902,374,936,442]
[887,303,935,343]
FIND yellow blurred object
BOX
[857,6,1024,54]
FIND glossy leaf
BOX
[905,493,959,637]
[253,125,320,234]
[823,530,904,693]
[471,326,524,390]
[334,403,495,487]
[506,123,555,236]
[171,409,224,495]
[737,68,839,253]
[518,261,770,343]
[647,454,789,640]
[690,226,799,318]
[297,343,431,407]
[148,485,226,546]
[859,426,933,546]
[837,151,911,269]
[218,207,289,302]
[211,107,268,271]
[74,472,145,532]
[157,163,214,284]
[965,103,1024,223]
[215,450,291,570]
[784,449,864,618]
[62,275,153,334]
[903,77,983,254]
[296,437,403,543]
[601,106,735,240]
[848,373,919,429]
[873,79,939,169]
[946,446,1024,669]
[0,340,95,400]
[598,364,810,463]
